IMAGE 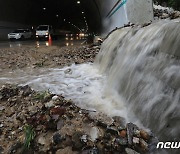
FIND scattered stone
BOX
[0,146,3,154]
[106,126,118,135]
[81,134,88,143]
[127,123,135,145]
[45,100,55,108]
[56,147,77,154]
[53,133,63,144]
[38,136,46,145]
[72,131,84,150]
[89,127,99,141]
[119,129,127,138]
[0,84,157,153]
[52,95,59,101]
[9,142,22,154]
[125,148,140,154]
[114,137,128,146]
[57,120,64,130]
[140,129,150,141]
[50,107,66,116]
[133,137,140,144]
[139,138,148,151]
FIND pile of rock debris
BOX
[0,84,159,154]
[154,5,180,19]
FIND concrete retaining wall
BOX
[100,0,153,33]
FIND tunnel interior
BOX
[0,0,102,34]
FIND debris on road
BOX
[0,84,158,153]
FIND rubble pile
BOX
[0,84,158,154]
[0,45,100,70]
[154,5,180,19]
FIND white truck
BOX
[36,25,53,39]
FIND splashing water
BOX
[0,20,180,142]
[95,19,180,141]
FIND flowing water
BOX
[0,20,180,144]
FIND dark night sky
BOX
[0,0,102,33]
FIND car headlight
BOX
[46,32,49,35]
[36,33,38,35]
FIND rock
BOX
[19,85,32,96]
[0,85,18,100]
[64,68,72,74]
[28,106,38,115]
[81,134,88,143]
[125,148,140,154]
[38,136,46,145]
[106,126,118,135]
[9,142,22,154]
[50,107,66,116]
[133,137,140,144]
[57,120,64,130]
[161,13,169,19]
[88,147,99,154]
[89,127,99,141]
[53,133,63,144]
[52,95,59,101]
[119,130,127,138]
[126,123,137,145]
[113,116,126,128]
[0,146,3,154]
[140,129,150,141]
[0,106,5,111]
[134,129,140,138]
[6,106,15,117]
[56,147,77,154]
[114,137,128,146]
[90,112,113,127]
[0,124,3,128]
[45,100,55,108]
[139,138,148,151]
[72,131,84,150]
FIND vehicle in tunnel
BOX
[36,25,53,40]
[7,29,32,40]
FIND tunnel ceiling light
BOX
[43,7,46,10]
[56,15,59,17]
[82,11,84,14]
[77,1,80,4]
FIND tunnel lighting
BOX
[82,11,84,14]
[43,7,46,10]
[77,1,80,4]
[64,19,66,21]
[56,15,59,17]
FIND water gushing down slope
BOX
[95,19,180,141]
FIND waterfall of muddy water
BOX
[95,19,180,142]
[0,19,179,143]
